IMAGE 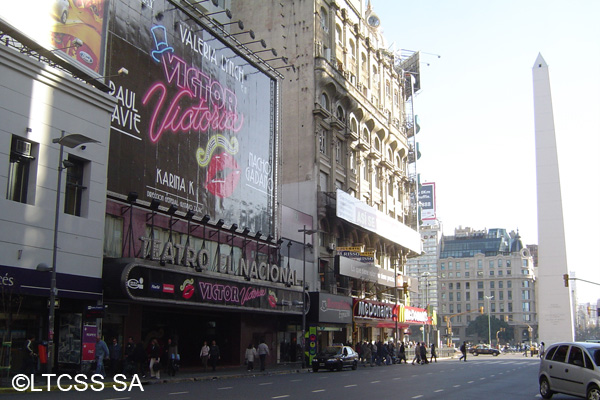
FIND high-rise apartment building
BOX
[438,227,537,346]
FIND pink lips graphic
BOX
[205,151,240,198]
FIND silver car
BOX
[538,342,600,400]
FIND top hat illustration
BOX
[150,25,174,63]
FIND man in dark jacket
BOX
[419,342,428,364]
[459,341,467,362]
[209,340,220,372]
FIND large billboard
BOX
[105,0,277,234]
[0,0,109,75]
[419,182,436,220]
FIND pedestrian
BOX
[539,342,546,358]
[363,342,372,367]
[149,338,161,379]
[165,338,178,376]
[430,343,438,363]
[200,341,210,372]
[123,337,135,376]
[376,340,384,366]
[95,335,110,377]
[245,343,258,371]
[132,340,147,377]
[209,340,220,372]
[459,341,467,362]
[420,342,428,364]
[109,337,122,375]
[412,342,421,365]
[398,342,407,364]
[371,341,377,366]
[22,335,37,374]
[257,338,269,371]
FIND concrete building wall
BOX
[0,45,114,279]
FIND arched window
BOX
[387,148,393,161]
[349,38,356,59]
[350,118,358,134]
[320,7,329,32]
[361,53,367,71]
[374,137,381,152]
[385,80,390,97]
[336,24,342,45]
[336,105,345,121]
[362,128,369,141]
[320,93,330,111]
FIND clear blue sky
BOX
[373,0,600,303]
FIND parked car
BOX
[538,341,600,399]
[469,344,500,356]
[312,345,358,372]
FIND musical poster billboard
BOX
[0,0,109,75]
[104,0,277,234]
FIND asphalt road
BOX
[1,354,586,400]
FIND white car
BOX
[52,0,70,24]
[538,342,600,400]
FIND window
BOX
[567,346,584,367]
[508,290,512,300]
[498,281,504,289]
[449,283,453,290]
[320,93,330,111]
[523,259,529,267]
[522,290,530,300]
[522,302,530,312]
[551,345,568,363]
[104,214,123,257]
[478,291,484,301]
[499,303,505,312]
[477,260,483,269]
[374,137,381,152]
[456,282,461,290]
[457,303,462,313]
[465,291,471,301]
[335,25,342,45]
[456,262,460,270]
[336,106,345,121]
[466,303,471,311]
[490,281,495,289]
[499,291,504,300]
[319,171,328,191]
[507,281,512,288]
[489,260,494,268]
[465,261,470,269]
[385,80,390,97]
[350,118,358,135]
[440,263,445,270]
[465,271,470,278]
[375,166,382,189]
[448,262,453,270]
[64,155,87,216]
[349,39,356,59]
[456,272,461,278]
[319,130,328,155]
[319,7,329,32]
[362,128,369,142]
[335,139,342,164]
[490,270,494,276]
[498,259,503,267]
[498,270,503,276]
[7,136,36,204]
[465,282,470,289]
[449,292,453,301]
[456,292,461,301]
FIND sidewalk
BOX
[0,362,306,393]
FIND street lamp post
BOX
[44,131,99,373]
[298,225,316,369]
[485,295,494,346]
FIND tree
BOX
[466,315,513,344]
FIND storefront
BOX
[307,292,353,355]
[103,257,303,367]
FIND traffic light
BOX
[563,274,569,287]
[479,306,484,314]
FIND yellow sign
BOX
[337,246,364,252]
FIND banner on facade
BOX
[336,256,396,287]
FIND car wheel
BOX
[539,377,553,399]
[473,352,479,356]
[587,384,600,400]
[312,366,318,372]
[61,10,68,24]
[351,361,358,370]
[337,361,343,371]
[493,352,499,356]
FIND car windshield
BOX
[589,347,600,366]
[322,346,342,356]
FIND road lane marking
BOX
[371,380,381,384]
[412,396,423,399]
[169,392,189,395]
[479,377,486,380]
[218,387,233,390]
[259,382,274,385]
[344,384,357,388]
[312,389,325,393]
[290,379,302,382]
[103,398,130,400]
[468,381,474,384]
[272,396,290,399]
[393,377,402,380]
[434,389,444,393]
[453,385,461,388]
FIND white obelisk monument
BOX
[533,53,575,345]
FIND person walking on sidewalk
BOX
[257,338,269,371]
[200,341,210,372]
[95,335,110,377]
[459,341,468,362]
[245,343,258,371]
[398,342,407,364]
[209,340,220,372]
